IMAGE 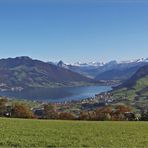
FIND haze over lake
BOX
[0,85,112,102]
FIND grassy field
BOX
[0,118,148,147]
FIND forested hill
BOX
[0,57,94,89]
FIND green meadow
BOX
[0,118,147,147]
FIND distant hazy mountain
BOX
[95,66,141,81]
[0,57,94,90]
[95,59,148,81]
[55,58,148,80]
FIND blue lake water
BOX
[0,85,112,102]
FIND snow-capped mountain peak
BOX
[57,60,69,69]
[118,58,148,64]
[72,61,105,67]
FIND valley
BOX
[0,58,147,121]
[1,1,148,147]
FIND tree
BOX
[113,105,132,121]
[43,104,58,119]
[115,105,132,114]
[140,109,148,121]
[0,97,8,116]
[58,112,76,120]
[95,107,112,121]
[11,103,34,118]
[79,111,90,120]
[124,112,136,121]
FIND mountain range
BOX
[55,58,148,81]
[0,56,147,91]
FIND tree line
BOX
[0,97,148,121]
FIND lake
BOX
[0,85,112,102]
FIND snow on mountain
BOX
[71,61,105,67]
[48,58,147,79]
[71,58,148,67]
[57,60,69,69]
[118,58,148,64]
[50,58,148,69]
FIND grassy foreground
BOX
[0,118,148,147]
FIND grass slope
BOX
[0,118,148,147]
[113,76,148,100]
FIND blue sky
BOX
[0,0,148,63]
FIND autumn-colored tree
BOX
[95,107,112,121]
[0,97,8,116]
[58,112,76,120]
[43,104,58,119]
[88,111,97,121]
[11,103,34,118]
[112,105,132,121]
[79,111,89,120]
[115,105,132,114]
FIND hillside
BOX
[95,66,139,81]
[0,57,94,90]
[112,65,148,101]
[118,65,148,88]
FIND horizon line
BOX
[0,56,147,64]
